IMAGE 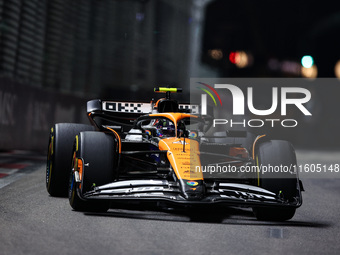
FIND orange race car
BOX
[46,87,303,221]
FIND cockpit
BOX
[125,114,203,142]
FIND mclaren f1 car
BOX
[46,87,303,221]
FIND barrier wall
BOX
[0,77,89,152]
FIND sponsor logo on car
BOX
[187,181,199,186]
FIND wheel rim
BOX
[69,142,78,205]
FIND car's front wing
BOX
[80,180,303,208]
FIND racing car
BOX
[46,87,303,221]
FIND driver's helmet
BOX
[155,119,175,138]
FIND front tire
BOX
[46,123,94,197]
[252,140,298,221]
[69,131,117,212]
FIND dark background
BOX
[0,0,339,150]
[202,0,340,78]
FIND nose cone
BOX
[181,180,205,201]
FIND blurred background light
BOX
[301,55,314,68]
[229,51,240,64]
[301,65,318,78]
[208,49,223,60]
[235,51,252,68]
[228,51,253,68]
[136,13,145,22]
[268,58,280,71]
[281,61,300,75]
[334,60,340,79]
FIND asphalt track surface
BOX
[0,150,340,255]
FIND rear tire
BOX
[69,131,117,212]
[46,123,94,197]
[252,140,298,221]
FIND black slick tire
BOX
[252,140,298,221]
[69,131,117,212]
[46,123,94,197]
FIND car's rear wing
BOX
[101,101,199,114]
[87,99,200,130]
[87,99,199,114]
